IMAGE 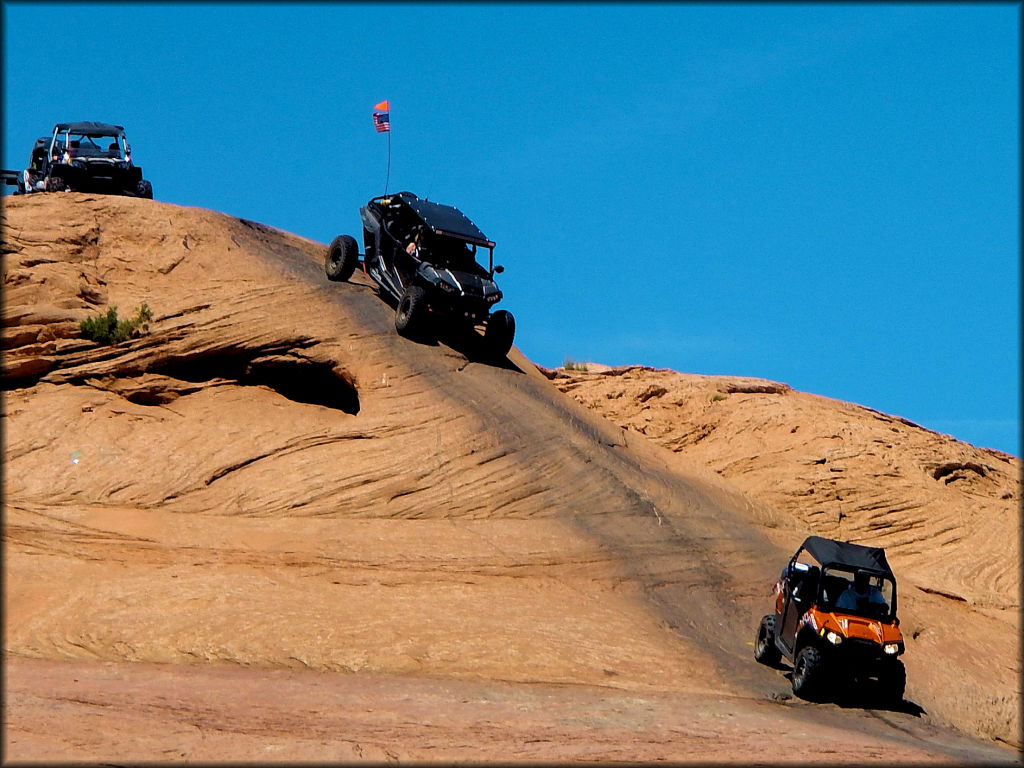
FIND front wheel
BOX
[754,614,782,666]
[136,179,153,199]
[484,309,515,359]
[877,659,906,704]
[325,234,359,282]
[395,285,430,338]
[46,175,66,192]
[792,646,827,701]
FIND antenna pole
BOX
[384,124,391,197]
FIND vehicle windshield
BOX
[819,566,895,621]
[54,132,126,160]
[429,236,486,274]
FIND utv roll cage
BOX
[365,192,499,277]
[790,536,898,620]
[54,121,125,135]
[49,122,129,158]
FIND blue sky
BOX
[3,3,1019,456]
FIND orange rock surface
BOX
[2,194,1018,762]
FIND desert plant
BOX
[80,303,153,345]
[563,358,589,372]
[711,393,727,402]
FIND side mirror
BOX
[493,265,504,274]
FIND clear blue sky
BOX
[3,3,1019,456]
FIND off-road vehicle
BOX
[754,535,906,703]
[12,122,152,197]
[325,191,515,358]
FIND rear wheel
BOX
[136,179,153,199]
[484,309,515,359]
[46,175,66,192]
[395,285,430,338]
[792,646,827,701]
[325,234,359,282]
[754,614,782,665]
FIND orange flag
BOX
[373,100,391,132]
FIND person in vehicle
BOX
[835,570,888,614]
[406,230,422,258]
[448,243,477,272]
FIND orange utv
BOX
[754,535,906,703]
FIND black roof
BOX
[393,191,494,248]
[54,122,125,136]
[798,535,893,577]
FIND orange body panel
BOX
[802,606,904,645]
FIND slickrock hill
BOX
[545,366,1020,608]
[1,193,1018,763]
[546,364,1021,742]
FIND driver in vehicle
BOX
[448,243,477,271]
[406,230,426,259]
[836,570,888,613]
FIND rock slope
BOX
[2,193,1018,760]
[546,363,1021,743]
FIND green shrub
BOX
[563,358,589,372]
[80,303,153,345]
[711,393,727,402]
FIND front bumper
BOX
[50,163,142,193]
[427,293,495,324]
[823,637,902,678]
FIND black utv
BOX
[754,536,907,704]
[14,122,153,198]
[325,191,515,358]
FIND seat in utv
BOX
[325,191,515,359]
[754,535,907,704]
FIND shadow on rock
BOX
[780,670,926,716]
[833,689,927,717]
[370,285,520,371]
[436,322,522,372]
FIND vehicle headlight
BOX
[883,643,900,655]
[825,630,843,645]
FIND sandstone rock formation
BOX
[2,193,1018,762]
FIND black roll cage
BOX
[789,541,898,621]
[368,193,497,277]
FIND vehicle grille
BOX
[839,637,884,661]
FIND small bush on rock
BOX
[80,303,153,345]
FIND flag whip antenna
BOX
[372,100,392,197]
[385,125,391,197]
